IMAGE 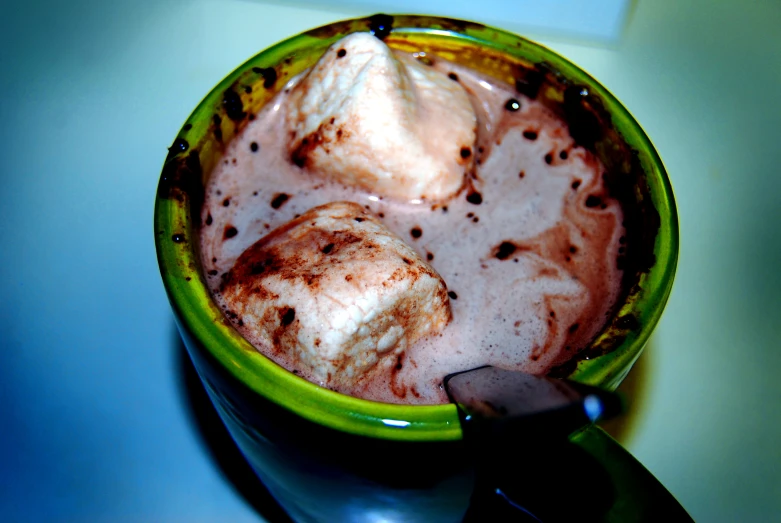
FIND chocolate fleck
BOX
[504,98,521,111]
[616,314,640,330]
[224,226,238,239]
[369,13,393,39]
[514,68,544,99]
[280,307,296,326]
[585,195,602,208]
[495,241,517,260]
[563,85,602,151]
[222,87,246,121]
[270,193,290,209]
[252,67,278,89]
[167,138,189,159]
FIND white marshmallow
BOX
[219,202,451,388]
[286,32,477,202]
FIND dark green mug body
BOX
[156,14,678,522]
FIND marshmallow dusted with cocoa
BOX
[286,33,476,203]
[218,201,451,389]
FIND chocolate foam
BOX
[199,53,625,405]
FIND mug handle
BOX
[462,425,693,522]
[571,425,693,522]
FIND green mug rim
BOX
[154,14,678,442]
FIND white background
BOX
[1,1,779,521]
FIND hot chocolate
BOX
[199,34,625,405]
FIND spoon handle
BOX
[444,367,692,521]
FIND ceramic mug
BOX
[155,14,679,522]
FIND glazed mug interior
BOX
[155,14,677,444]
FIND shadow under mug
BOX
[155,14,678,523]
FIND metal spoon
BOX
[444,365,622,436]
[445,366,692,522]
